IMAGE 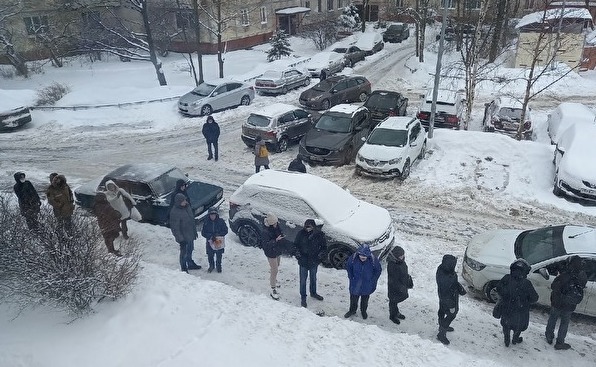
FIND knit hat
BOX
[356,245,371,258]
[568,256,583,272]
[206,116,215,123]
[264,213,278,226]
[391,246,405,258]
[208,207,218,215]
[510,258,531,275]
[304,219,316,228]
[174,193,187,206]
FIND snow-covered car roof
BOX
[561,225,596,254]
[352,33,383,50]
[250,103,299,118]
[328,103,364,115]
[0,93,28,112]
[306,52,343,67]
[553,102,595,120]
[203,78,244,86]
[560,123,596,181]
[495,97,523,109]
[377,116,417,130]
[425,89,461,104]
[105,163,180,183]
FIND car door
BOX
[345,78,360,102]
[211,84,228,110]
[408,122,423,161]
[226,82,243,106]
[582,258,596,316]
[285,70,299,89]
[330,80,347,106]
[352,110,370,150]
[277,111,298,140]
[292,108,312,138]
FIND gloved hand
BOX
[211,236,217,242]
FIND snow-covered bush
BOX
[300,16,340,51]
[0,197,141,316]
[339,5,361,30]
[35,82,70,106]
[267,30,292,62]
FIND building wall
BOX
[514,31,585,68]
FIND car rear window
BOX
[247,114,272,127]
[367,128,407,147]
[515,226,566,265]
[366,93,398,109]
[498,107,523,120]
[315,113,352,133]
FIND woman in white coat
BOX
[104,180,136,239]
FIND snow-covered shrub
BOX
[0,67,15,79]
[0,197,141,316]
[300,16,340,51]
[35,82,70,106]
[267,30,293,62]
[339,5,361,30]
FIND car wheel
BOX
[327,244,353,269]
[321,99,330,110]
[281,86,288,94]
[400,159,411,180]
[484,281,500,303]
[355,166,362,176]
[358,92,368,102]
[277,137,288,153]
[418,142,426,160]
[201,105,212,116]
[553,173,563,197]
[237,222,261,247]
[304,78,311,87]
[240,95,251,106]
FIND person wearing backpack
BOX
[496,259,539,347]
[254,136,270,173]
[545,256,588,350]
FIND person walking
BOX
[435,254,467,345]
[287,155,307,173]
[201,207,228,273]
[104,180,135,239]
[496,258,539,347]
[387,246,413,324]
[293,219,327,308]
[545,256,588,350]
[169,193,201,272]
[93,192,122,256]
[202,116,220,161]
[13,171,41,230]
[263,213,285,300]
[254,136,270,173]
[46,174,75,234]
[344,245,382,320]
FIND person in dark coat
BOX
[94,192,122,256]
[201,207,228,273]
[496,258,539,347]
[263,213,286,300]
[287,155,307,173]
[202,115,220,161]
[169,193,201,272]
[293,219,327,307]
[545,256,588,350]
[169,179,191,212]
[254,136,270,173]
[13,171,41,230]
[387,246,413,324]
[46,174,75,234]
[344,245,382,320]
[436,254,467,345]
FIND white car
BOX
[351,33,384,55]
[254,68,311,95]
[547,102,596,144]
[304,52,345,79]
[355,117,426,179]
[228,170,395,269]
[178,79,255,116]
[553,123,596,202]
[416,89,465,130]
[462,225,596,317]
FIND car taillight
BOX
[524,121,531,130]
[229,201,239,211]
[264,130,276,138]
[249,86,254,90]
[445,115,459,125]
[417,112,429,120]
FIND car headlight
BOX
[464,256,486,271]
[191,101,201,107]
[388,157,402,165]
[194,205,204,215]
[356,153,363,161]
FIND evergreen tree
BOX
[267,30,292,62]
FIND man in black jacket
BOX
[202,116,220,161]
[436,254,466,345]
[13,171,41,230]
[294,219,327,307]
[288,155,307,173]
[387,246,413,324]
[545,256,588,350]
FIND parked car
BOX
[352,33,384,56]
[437,24,476,41]
[299,75,371,110]
[363,90,408,124]
[304,51,345,79]
[461,224,596,317]
[332,45,367,67]
[74,163,224,226]
[482,97,533,140]
[228,170,396,269]
[298,104,373,166]
[254,68,310,95]
[178,79,255,116]
[383,23,409,43]
[547,102,596,144]
[241,103,313,152]
[553,123,596,202]
[0,97,32,132]
[416,89,465,130]
[355,117,426,179]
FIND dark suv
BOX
[383,23,409,43]
[299,75,371,110]
[363,90,408,124]
[299,104,373,166]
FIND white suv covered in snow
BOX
[355,117,426,179]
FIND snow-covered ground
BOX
[1,28,595,367]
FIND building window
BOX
[304,1,311,9]
[327,0,334,11]
[524,0,535,9]
[240,9,249,26]
[338,0,343,8]
[81,11,100,29]
[260,7,267,23]
[175,11,193,29]
[465,0,481,9]
[23,16,48,35]
[395,0,405,7]
[318,0,322,12]
[441,0,455,9]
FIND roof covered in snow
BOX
[516,8,593,29]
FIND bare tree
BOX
[0,1,28,76]
[301,13,340,51]
[385,1,431,62]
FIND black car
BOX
[383,23,409,43]
[298,104,373,166]
[0,105,32,132]
[363,90,408,124]
[299,75,371,110]
[332,45,367,68]
[74,163,224,226]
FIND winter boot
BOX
[390,316,401,325]
[361,310,368,319]
[270,287,280,300]
[344,310,356,318]
[504,331,511,347]
[397,313,406,320]
[301,298,307,308]
[512,332,523,345]
[311,293,324,301]
[437,329,450,345]
[554,342,571,350]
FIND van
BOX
[547,102,596,144]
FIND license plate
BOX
[310,156,323,161]
[503,122,516,130]
[580,187,595,195]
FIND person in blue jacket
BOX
[344,245,382,320]
[201,207,228,273]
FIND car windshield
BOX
[514,226,566,265]
[261,70,281,79]
[366,93,398,110]
[315,113,352,133]
[497,107,522,121]
[149,168,189,196]
[312,80,333,92]
[333,48,347,53]
[367,128,407,147]
[191,83,216,97]
[247,114,271,127]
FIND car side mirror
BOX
[410,142,418,147]
[331,89,338,94]
[538,268,549,280]
[361,136,366,142]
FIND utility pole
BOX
[428,1,449,139]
